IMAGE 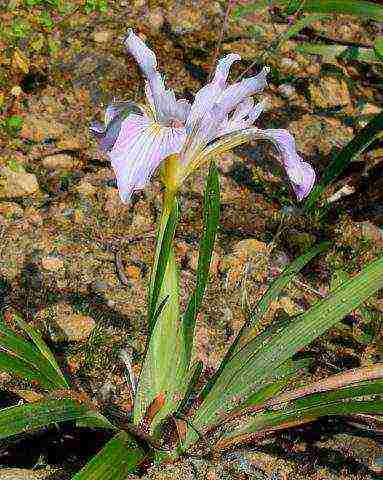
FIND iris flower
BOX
[91,30,315,203]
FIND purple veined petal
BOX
[217,66,270,115]
[90,101,142,152]
[256,128,315,200]
[187,127,315,200]
[186,53,241,133]
[125,29,190,125]
[215,100,267,137]
[109,113,186,202]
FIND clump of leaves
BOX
[2,115,23,136]
[84,0,108,14]
[1,165,382,479]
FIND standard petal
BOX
[217,99,267,137]
[186,53,240,133]
[109,113,186,202]
[217,66,270,114]
[125,30,190,125]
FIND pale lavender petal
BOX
[109,113,186,202]
[186,53,240,133]
[125,30,190,125]
[259,128,315,200]
[90,101,141,152]
[216,100,266,137]
[217,66,270,114]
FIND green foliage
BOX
[296,43,381,64]
[304,112,383,212]
[11,19,30,39]
[184,253,383,447]
[182,161,220,366]
[38,11,55,31]
[72,431,145,479]
[278,0,383,21]
[0,313,68,389]
[84,0,108,14]
[0,398,111,440]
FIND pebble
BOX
[20,114,65,142]
[51,313,95,342]
[42,153,74,171]
[308,76,351,109]
[278,83,296,99]
[93,30,112,43]
[0,202,24,219]
[41,256,64,271]
[0,469,50,479]
[0,167,40,198]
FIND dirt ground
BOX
[0,1,382,478]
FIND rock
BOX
[308,77,351,109]
[56,137,85,150]
[75,180,97,197]
[147,8,165,34]
[0,167,40,198]
[0,469,50,479]
[220,239,270,287]
[51,313,95,342]
[167,6,204,34]
[41,256,64,271]
[93,30,112,43]
[42,153,74,171]
[359,221,383,248]
[0,202,23,219]
[20,115,66,142]
[278,83,297,99]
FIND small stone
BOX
[359,221,383,248]
[278,83,296,99]
[93,30,112,43]
[308,77,351,109]
[52,314,95,342]
[75,180,97,197]
[20,115,66,142]
[41,256,64,271]
[125,265,141,281]
[0,469,51,480]
[0,202,24,219]
[147,7,165,34]
[0,167,40,198]
[42,153,74,171]
[56,137,85,150]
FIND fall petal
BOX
[109,113,186,202]
[125,29,190,124]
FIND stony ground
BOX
[0,0,382,479]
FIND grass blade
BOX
[201,242,329,400]
[185,254,383,447]
[304,112,383,212]
[296,43,380,64]
[183,162,220,365]
[14,314,68,389]
[0,398,110,440]
[72,431,145,480]
[0,350,53,388]
[277,0,383,21]
[134,247,188,433]
[276,14,330,50]
[148,195,179,332]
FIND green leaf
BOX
[374,37,383,62]
[201,242,330,400]
[215,366,383,450]
[185,254,383,447]
[176,360,204,416]
[275,13,330,50]
[0,398,111,440]
[183,161,220,365]
[304,112,383,212]
[148,195,179,332]
[0,317,67,389]
[296,43,380,64]
[72,431,145,480]
[277,0,383,21]
[14,314,69,389]
[134,247,188,433]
